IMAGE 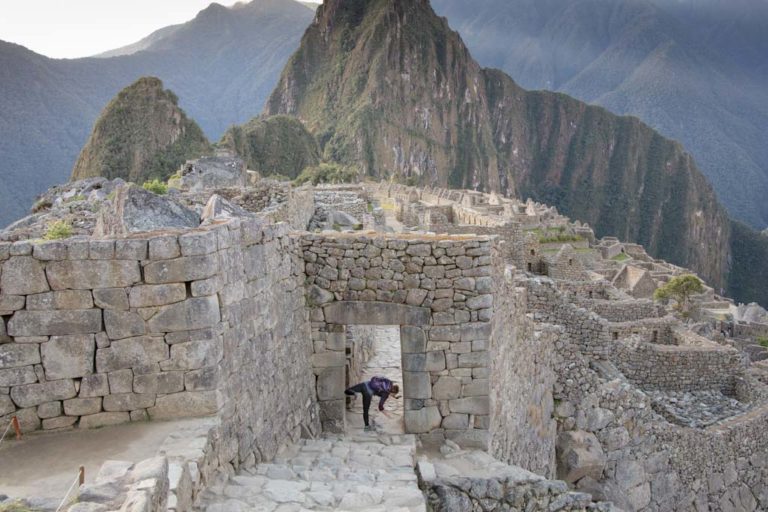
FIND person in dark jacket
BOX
[345,376,400,430]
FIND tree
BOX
[653,274,705,315]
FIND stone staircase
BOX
[195,434,426,512]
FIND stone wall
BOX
[0,218,319,471]
[300,234,495,447]
[576,299,663,323]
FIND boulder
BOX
[556,430,607,484]
[201,194,252,222]
[178,155,247,191]
[93,185,199,237]
[329,211,361,229]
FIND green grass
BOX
[43,220,73,241]
[142,179,168,195]
[0,500,42,512]
[539,234,583,244]
[612,253,631,262]
[758,337,768,348]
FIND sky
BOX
[0,0,321,59]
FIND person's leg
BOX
[362,390,372,427]
[345,382,366,396]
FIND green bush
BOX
[654,274,705,314]
[142,179,168,195]
[757,337,768,348]
[43,220,73,241]
[294,163,358,186]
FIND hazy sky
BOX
[0,0,321,59]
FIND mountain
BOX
[265,0,731,290]
[0,0,314,228]
[221,115,320,179]
[71,77,210,183]
[430,0,768,230]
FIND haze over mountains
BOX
[0,0,314,227]
[431,0,768,229]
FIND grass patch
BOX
[64,194,87,203]
[142,179,168,195]
[758,337,768,348]
[612,253,631,262]
[0,501,42,512]
[539,234,583,244]
[43,220,73,241]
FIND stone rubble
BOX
[646,390,752,429]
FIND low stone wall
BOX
[576,299,663,322]
[606,317,678,345]
[613,338,744,393]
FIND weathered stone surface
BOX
[404,406,442,433]
[134,372,185,395]
[64,397,103,416]
[201,194,251,222]
[0,395,16,416]
[115,239,148,260]
[89,240,115,260]
[556,431,607,484]
[0,366,38,386]
[103,393,156,412]
[145,255,219,287]
[95,337,169,373]
[37,401,62,419]
[26,290,94,310]
[11,379,77,408]
[307,285,334,307]
[41,335,95,380]
[433,377,462,400]
[8,309,102,337]
[317,367,344,401]
[129,284,187,308]
[147,391,221,419]
[104,310,147,340]
[179,229,218,257]
[324,301,430,326]
[43,416,78,430]
[448,397,490,415]
[94,184,199,237]
[146,296,221,333]
[46,260,141,290]
[93,288,129,311]
[403,353,427,372]
[0,294,25,313]
[33,240,68,261]
[161,339,222,371]
[80,374,110,397]
[79,411,130,429]
[0,343,40,368]
[149,235,181,260]
[403,371,432,399]
[184,367,219,391]
[180,156,247,191]
[401,326,426,353]
[108,369,134,394]
[441,413,470,430]
[1,256,49,295]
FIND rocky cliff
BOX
[71,77,210,184]
[265,0,731,288]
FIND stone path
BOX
[346,326,404,436]
[195,435,425,511]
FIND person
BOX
[345,376,400,431]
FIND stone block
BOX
[403,372,432,399]
[80,374,109,397]
[401,326,426,353]
[149,236,181,260]
[161,339,222,371]
[27,290,94,311]
[41,335,95,379]
[105,310,146,340]
[179,230,218,256]
[426,351,446,372]
[10,241,32,256]
[466,294,493,310]
[402,353,426,372]
[8,310,103,337]
[432,377,462,400]
[311,352,345,368]
[109,369,134,394]
[96,337,169,373]
[143,254,219,284]
[184,367,219,391]
[460,322,491,341]
[46,260,141,290]
[1,256,49,295]
[164,328,217,346]
[430,326,461,342]
[103,393,156,412]
[115,239,148,260]
[43,416,78,430]
[93,288,129,311]
[11,379,77,408]
[405,289,429,306]
[64,397,103,416]
[442,413,470,430]
[317,367,344,401]
[0,294,25,314]
[323,301,430,326]
[0,366,38,386]
[146,296,221,333]
[129,284,187,309]
[461,379,489,397]
[190,276,223,297]
[0,344,40,368]
[0,395,16,416]
[448,397,489,415]
[1,406,40,431]
[131,410,149,422]
[134,372,185,395]
[37,401,62,419]
[148,391,221,420]
[89,240,115,260]
[33,240,68,261]
[556,431,607,484]
[404,406,442,434]
[79,412,130,429]
[458,351,489,368]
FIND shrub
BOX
[757,337,768,348]
[142,179,168,195]
[43,220,73,241]
[654,274,705,313]
[538,234,583,244]
[294,163,358,186]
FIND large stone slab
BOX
[146,296,221,333]
[556,430,607,484]
[95,336,169,373]
[11,379,77,408]
[161,338,222,371]
[143,255,219,284]
[1,256,49,295]
[26,290,94,310]
[103,393,156,412]
[8,309,102,337]
[129,284,187,308]
[404,406,442,434]
[41,335,95,380]
[79,411,130,429]
[323,302,430,326]
[94,184,200,237]
[403,371,432,399]
[46,260,141,290]
[316,367,344,401]
[179,155,247,191]
[0,344,40,368]
[104,310,146,340]
[147,391,221,420]
[0,366,38,386]
[448,397,490,415]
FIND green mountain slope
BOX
[266,0,730,290]
[71,77,210,183]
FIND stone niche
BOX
[301,234,496,448]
